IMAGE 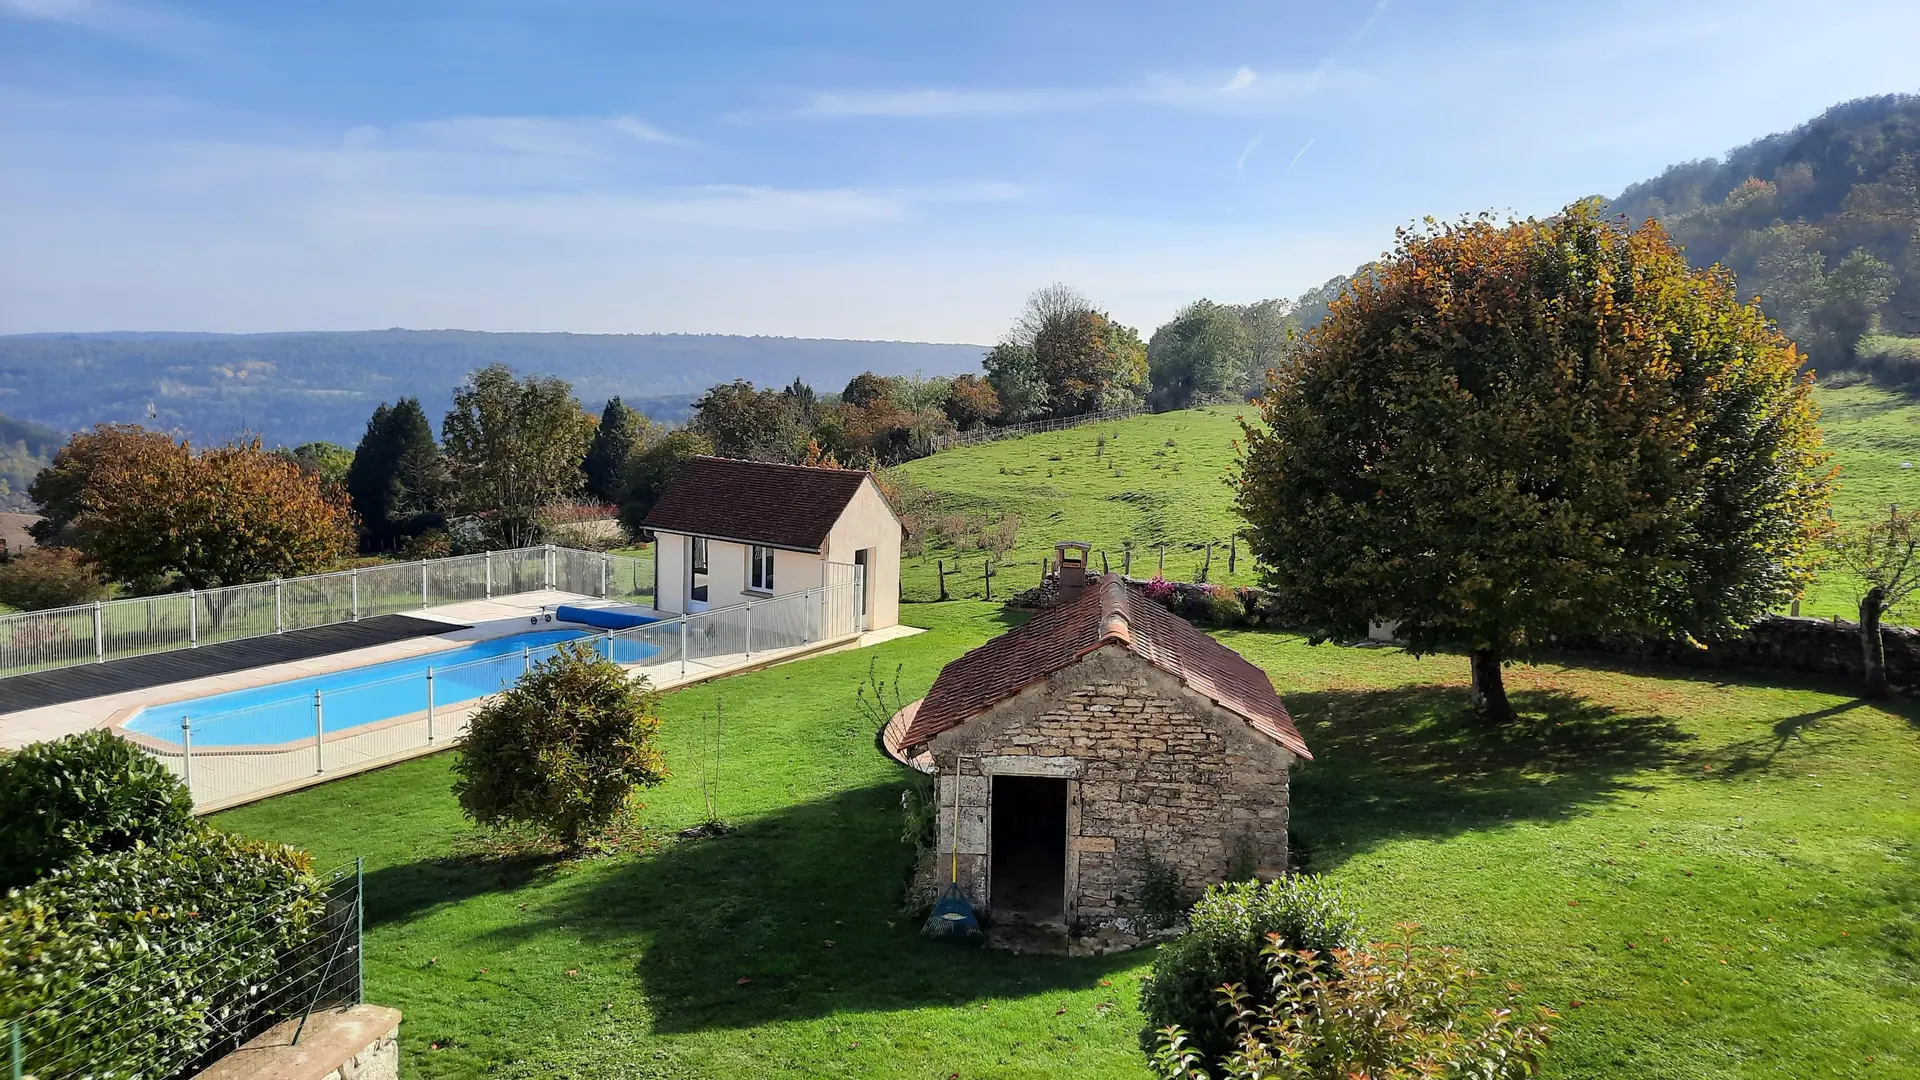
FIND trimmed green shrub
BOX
[452,641,668,849]
[1139,875,1363,1066]
[0,728,195,889]
[1205,584,1247,627]
[1149,927,1555,1079]
[0,831,323,1080]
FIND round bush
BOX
[0,830,321,1079]
[452,641,667,848]
[1205,585,1247,626]
[0,728,195,889]
[1138,875,1363,1065]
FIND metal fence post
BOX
[421,560,430,609]
[314,689,324,774]
[680,616,688,679]
[351,569,360,621]
[10,1017,20,1080]
[600,554,609,598]
[93,600,104,663]
[523,646,532,676]
[425,667,436,744]
[181,715,193,800]
[355,855,366,1005]
[545,544,555,590]
[745,601,753,659]
[188,588,198,647]
[485,551,493,598]
[275,580,284,634]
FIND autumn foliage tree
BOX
[71,433,356,594]
[26,424,178,549]
[1237,203,1834,723]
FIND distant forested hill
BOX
[0,331,989,446]
[0,413,64,512]
[1603,93,1920,384]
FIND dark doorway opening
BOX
[990,775,1068,923]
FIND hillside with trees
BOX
[1603,93,1920,387]
[0,413,64,512]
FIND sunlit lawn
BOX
[216,600,1920,1078]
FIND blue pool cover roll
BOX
[555,605,660,630]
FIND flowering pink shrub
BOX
[1142,576,1177,604]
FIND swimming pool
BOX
[124,628,662,748]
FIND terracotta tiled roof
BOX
[901,575,1310,759]
[642,456,877,553]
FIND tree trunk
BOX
[1469,648,1515,724]
[1860,586,1888,699]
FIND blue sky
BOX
[4,0,1918,342]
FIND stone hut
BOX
[881,573,1308,946]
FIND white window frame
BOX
[749,544,775,593]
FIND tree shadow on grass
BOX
[362,848,565,929]
[1286,685,1692,871]
[466,782,1139,1034]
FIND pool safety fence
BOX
[139,572,861,811]
[0,544,655,679]
[5,859,363,1080]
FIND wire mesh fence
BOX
[5,860,364,1080]
[0,545,657,680]
[134,572,860,811]
[899,539,1256,603]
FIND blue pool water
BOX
[125,629,663,747]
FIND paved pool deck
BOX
[0,587,922,812]
[0,590,624,750]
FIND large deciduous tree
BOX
[982,284,1148,420]
[76,435,356,592]
[582,397,652,503]
[441,365,597,548]
[688,379,807,461]
[616,429,714,539]
[346,398,449,550]
[1828,505,1919,697]
[1237,204,1834,723]
[1147,299,1254,410]
[27,424,178,549]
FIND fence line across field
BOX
[0,544,656,680]
[924,405,1147,453]
[6,859,364,1080]
[144,570,862,811]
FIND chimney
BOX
[1055,541,1091,603]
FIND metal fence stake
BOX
[181,715,193,800]
[314,689,324,774]
[485,551,493,598]
[10,1017,21,1080]
[351,569,360,621]
[275,580,284,634]
[188,588,198,647]
[523,646,532,676]
[745,601,753,659]
[601,554,609,598]
[425,667,435,743]
[421,560,429,609]
[93,600,104,663]
[680,617,688,679]
[355,856,366,1005]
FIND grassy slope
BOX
[218,603,1920,1079]
[899,387,1920,619]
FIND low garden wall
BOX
[1012,575,1917,696]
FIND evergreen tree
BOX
[582,398,651,503]
[346,397,448,550]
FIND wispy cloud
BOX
[797,65,1348,118]
[353,114,683,156]
[1236,133,1264,172]
[1,0,211,50]
[1283,137,1315,174]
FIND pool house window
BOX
[750,545,774,592]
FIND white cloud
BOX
[0,0,210,50]
[797,65,1351,118]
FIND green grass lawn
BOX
[899,386,1920,620]
[217,602,1920,1079]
